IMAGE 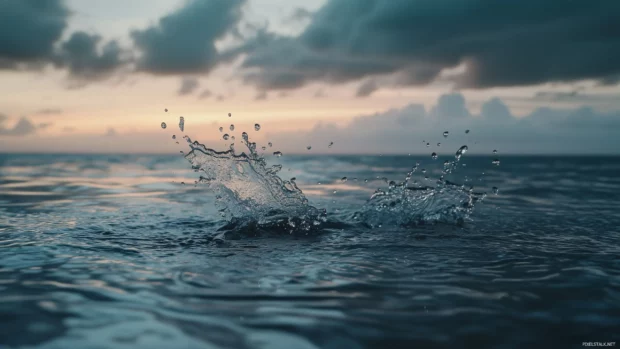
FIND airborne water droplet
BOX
[228,113,232,117]
[465,129,470,134]
[223,134,229,140]
[455,145,468,160]
[307,146,312,150]
[219,127,223,132]
[172,135,176,139]
[268,142,273,147]
[254,124,261,131]
[437,143,441,147]
[493,149,498,154]
[431,152,438,159]
[179,116,184,132]
[230,124,234,131]
[341,177,347,182]
[426,143,430,147]
[273,151,283,157]
[161,122,167,129]
[492,186,499,194]
[261,146,266,150]
[492,159,501,166]
[328,142,334,148]
[443,131,449,138]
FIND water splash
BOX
[183,132,326,233]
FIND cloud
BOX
[177,77,200,95]
[267,93,620,154]
[356,79,379,97]
[36,108,63,115]
[130,0,246,75]
[240,0,620,91]
[54,31,128,84]
[198,88,212,99]
[255,91,267,100]
[0,115,47,136]
[0,0,69,68]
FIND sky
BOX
[0,0,619,154]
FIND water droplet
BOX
[254,123,261,131]
[161,122,167,129]
[306,145,312,150]
[261,146,266,150]
[465,129,470,134]
[231,136,235,140]
[273,151,283,157]
[229,124,234,131]
[492,187,499,194]
[228,113,232,117]
[178,116,184,132]
[443,131,449,138]
[437,143,441,147]
[492,159,500,166]
[268,142,273,147]
[421,169,426,174]
[431,152,438,159]
[165,108,168,112]
[241,132,248,142]
[493,149,498,154]
[223,134,229,140]
[172,135,176,139]
[455,145,468,160]
[218,127,223,132]
[426,142,430,147]
[328,142,334,148]
[333,190,337,194]
[341,177,347,182]
[364,179,369,183]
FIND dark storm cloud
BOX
[131,0,246,75]
[268,93,620,154]
[241,0,620,91]
[356,80,379,97]
[0,0,69,67]
[0,115,47,137]
[55,32,127,82]
[177,77,200,95]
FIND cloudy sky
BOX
[1,0,619,154]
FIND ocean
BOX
[1,153,619,348]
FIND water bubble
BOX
[229,124,234,131]
[307,145,312,150]
[341,177,348,182]
[179,116,185,132]
[465,129,470,134]
[161,122,167,129]
[437,143,441,147]
[228,113,231,117]
[268,142,273,147]
[492,159,501,166]
[223,134,230,140]
[273,151,283,157]
[455,145,468,160]
[431,152,438,159]
[492,187,499,194]
[172,135,176,139]
[254,124,261,131]
[493,149,498,154]
[443,131,449,138]
[328,142,334,148]
[219,127,223,132]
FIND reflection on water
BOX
[1,154,620,348]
